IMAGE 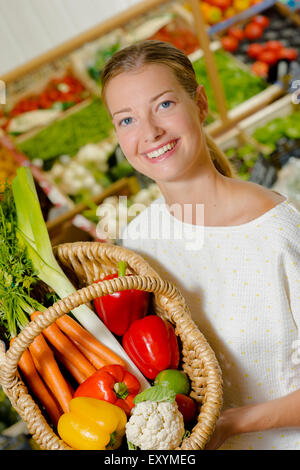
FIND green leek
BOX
[11,167,149,390]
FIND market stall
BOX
[0,0,299,451]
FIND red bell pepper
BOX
[73,364,140,416]
[122,315,180,380]
[94,261,150,336]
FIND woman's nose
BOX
[142,116,164,143]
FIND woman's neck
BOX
[156,164,234,226]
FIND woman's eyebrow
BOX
[112,89,173,118]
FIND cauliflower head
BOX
[125,400,185,450]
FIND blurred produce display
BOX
[86,43,121,87]
[220,7,300,80]
[48,141,116,202]
[183,0,264,25]
[192,49,267,113]
[71,8,180,92]
[148,20,199,55]
[85,183,161,240]
[17,99,113,169]
[225,143,260,179]
[252,110,300,149]
[1,73,90,135]
[224,109,300,184]
[0,146,19,183]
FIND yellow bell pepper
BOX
[57,397,127,450]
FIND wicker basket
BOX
[0,241,223,450]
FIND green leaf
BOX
[127,441,138,450]
[133,385,176,405]
[106,431,117,449]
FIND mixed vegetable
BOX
[220,7,300,81]
[2,74,89,135]
[0,169,199,449]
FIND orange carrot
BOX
[31,312,96,379]
[53,348,88,384]
[56,314,126,367]
[29,333,73,413]
[12,341,62,427]
[69,338,108,370]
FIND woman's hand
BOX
[205,408,240,450]
[206,389,300,449]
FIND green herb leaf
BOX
[133,385,176,405]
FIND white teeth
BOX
[146,141,176,159]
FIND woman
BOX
[101,40,300,450]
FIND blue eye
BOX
[120,117,133,126]
[160,100,172,109]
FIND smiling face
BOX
[104,63,208,184]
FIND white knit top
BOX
[121,193,300,450]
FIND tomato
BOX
[175,394,197,423]
[258,50,278,65]
[227,26,244,41]
[221,35,239,52]
[244,22,264,40]
[279,48,298,61]
[247,43,265,59]
[251,61,269,78]
[252,15,270,29]
[265,41,283,52]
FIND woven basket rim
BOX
[0,241,223,450]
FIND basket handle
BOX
[0,274,186,388]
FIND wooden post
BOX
[188,0,230,125]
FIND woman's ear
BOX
[195,85,208,123]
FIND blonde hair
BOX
[101,40,234,178]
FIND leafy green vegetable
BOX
[253,112,300,147]
[88,43,121,85]
[225,143,260,181]
[193,50,267,114]
[18,99,113,164]
[110,160,134,180]
[133,385,176,405]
